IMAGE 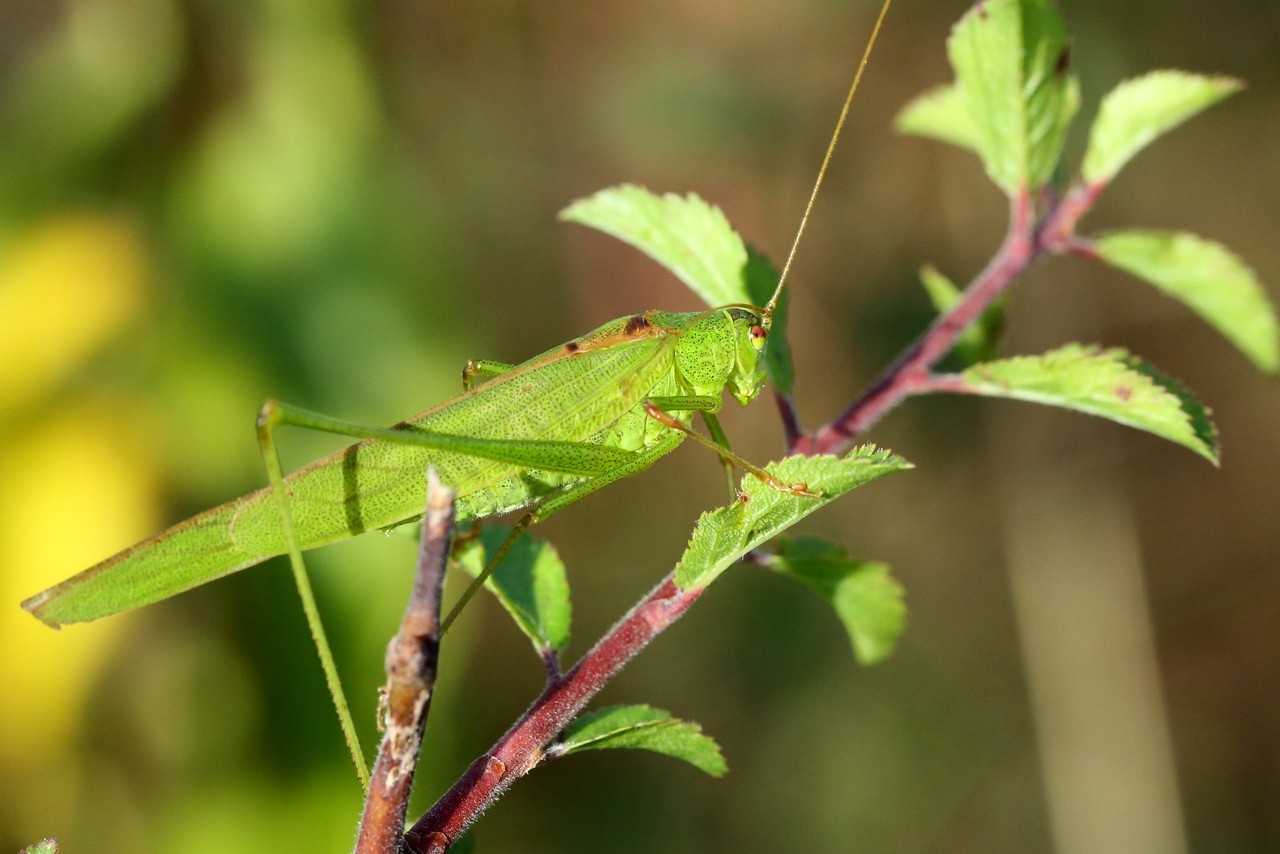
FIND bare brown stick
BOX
[403,574,702,852]
[356,469,456,854]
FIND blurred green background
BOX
[2,0,1277,851]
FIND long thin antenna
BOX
[764,0,895,322]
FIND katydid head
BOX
[670,307,767,407]
[727,307,769,406]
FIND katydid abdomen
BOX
[24,307,766,626]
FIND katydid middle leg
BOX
[462,359,515,391]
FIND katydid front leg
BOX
[701,412,740,499]
[643,397,818,498]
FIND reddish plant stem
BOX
[403,575,702,852]
[356,471,455,854]
[1039,180,1105,248]
[912,373,974,395]
[799,190,1048,455]
[774,389,804,451]
[794,178,1106,457]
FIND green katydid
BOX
[22,0,894,786]
[23,305,796,628]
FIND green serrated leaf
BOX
[947,0,1079,195]
[1093,230,1278,375]
[769,536,905,665]
[560,185,752,308]
[458,527,571,653]
[744,245,794,396]
[957,344,1220,462]
[1082,71,1243,185]
[675,447,912,590]
[555,704,727,777]
[896,83,980,154]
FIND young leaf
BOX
[920,263,962,312]
[920,265,1004,364]
[947,0,1079,195]
[1093,230,1278,375]
[896,83,980,154]
[552,705,727,777]
[457,526,571,654]
[675,447,912,590]
[1082,71,1243,185]
[767,536,905,665]
[20,841,58,854]
[954,344,1219,462]
[560,185,752,308]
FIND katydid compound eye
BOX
[749,325,767,350]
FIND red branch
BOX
[404,575,702,852]
[795,178,1105,456]
[798,192,1036,455]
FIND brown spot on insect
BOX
[623,314,652,335]
[1116,384,1133,402]
[563,341,580,354]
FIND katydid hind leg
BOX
[259,398,632,477]
[251,395,650,708]
[257,400,370,788]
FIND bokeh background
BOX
[2,0,1277,851]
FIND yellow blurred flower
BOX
[0,212,160,774]
[0,213,147,415]
[0,405,163,765]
